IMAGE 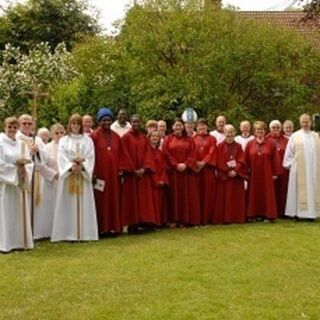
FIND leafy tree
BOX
[0,42,77,127]
[0,0,100,52]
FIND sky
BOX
[90,0,301,33]
[0,0,303,33]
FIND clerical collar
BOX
[241,134,250,138]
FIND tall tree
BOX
[0,0,100,52]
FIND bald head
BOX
[215,115,226,132]
[299,113,312,131]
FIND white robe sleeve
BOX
[0,145,18,186]
[81,136,95,181]
[57,139,73,179]
[283,135,295,169]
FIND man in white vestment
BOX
[82,114,94,136]
[235,120,254,151]
[210,115,226,145]
[283,113,320,219]
[111,109,131,137]
[16,114,58,239]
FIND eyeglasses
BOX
[22,122,33,126]
[54,131,65,135]
[7,125,18,129]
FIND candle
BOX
[76,142,80,157]
[21,142,26,159]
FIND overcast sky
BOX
[91,0,301,33]
[0,0,302,33]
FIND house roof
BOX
[238,11,320,48]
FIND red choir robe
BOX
[214,141,248,224]
[163,134,200,225]
[148,145,169,226]
[265,133,289,217]
[193,133,217,224]
[245,138,282,220]
[91,128,123,233]
[120,130,157,226]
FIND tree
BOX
[0,0,100,52]
[37,0,320,127]
[0,42,77,127]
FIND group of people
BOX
[0,107,319,253]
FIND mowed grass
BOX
[1,220,320,320]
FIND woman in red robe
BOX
[147,130,169,226]
[266,120,289,217]
[193,118,217,225]
[163,118,200,226]
[120,115,157,233]
[246,121,281,221]
[214,125,248,224]
[91,108,123,235]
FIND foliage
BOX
[0,0,100,52]
[61,1,320,128]
[0,42,77,126]
[1,221,320,319]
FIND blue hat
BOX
[96,107,113,122]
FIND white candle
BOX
[76,142,80,157]
[21,142,26,159]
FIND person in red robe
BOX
[193,118,217,225]
[246,121,281,222]
[214,125,248,224]
[90,108,123,236]
[120,114,157,233]
[266,120,289,217]
[163,118,200,226]
[147,130,169,226]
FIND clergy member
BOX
[51,114,98,242]
[163,118,200,226]
[283,113,320,220]
[16,114,57,240]
[120,114,157,233]
[91,108,123,235]
[111,109,131,137]
[246,121,281,222]
[266,120,289,217]
[235,120,254,151]
[214,125,247,224]
[0,117,34,252]
[210,115,226,145]
[193,118,217,225]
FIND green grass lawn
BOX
[1,220,320,320]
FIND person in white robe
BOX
[283,120,294,139]
[210,115,226,145]
[110,109,131,137]
[283,113,320,219]
[34,123,65,240]
[51,113,98,242]
[235,120,254,151]
[82,114,94,136]
[16,114,57,240]
[37,127,50,144]
[0,117,34,252]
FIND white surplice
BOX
[283,129,320,219]
[0,134,34,252]
[51,134,98,242]
[210,130,225,145]
[16,131,57,239]
[235,135,254,151]
[110,121,131,137]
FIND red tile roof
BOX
[238,11,320,48]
